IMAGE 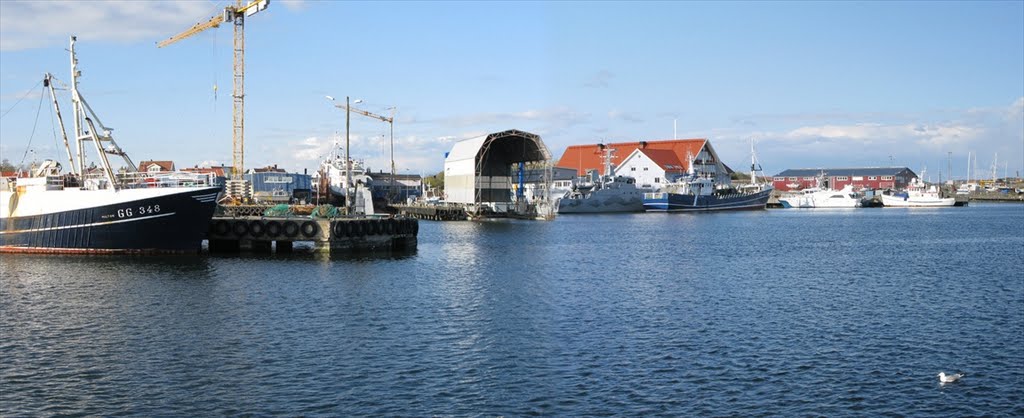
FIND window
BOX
[836,176,849,181]
[774,177,785,181]
[803,177,815,181]
[882,176,894,180]
[868,176,877,180]
[788,177,798,181]
[643,167,649,171]
[631,167,636,171]
[654,177,660,183]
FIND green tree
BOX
[423,170,444,191]
[0,158,16,172]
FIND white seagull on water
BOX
[938,372,965,384]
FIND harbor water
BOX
[2,204,1023,415]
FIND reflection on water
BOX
[2,204,1023,416]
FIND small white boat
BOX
[778,184,861,208]
[881,173,955,207]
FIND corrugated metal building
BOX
[245,167,312,202]
[772,167,917,191]
[367,171,424,203]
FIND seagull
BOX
[938,372,965,384]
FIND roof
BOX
[637,148,688,172]
[556,138,707,176]
[774,167,915,177]
[181,166,228,177]
[138,160,174,171]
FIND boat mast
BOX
[749,138,759,186]
[69,36,120,190]
[44,73,76,175]
[603,145,615,178]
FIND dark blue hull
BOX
[644,189,772,212]
[1,187,220,254]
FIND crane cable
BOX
[18,84,47,167]
[0,79,43,120]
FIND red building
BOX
[772,167,917,191]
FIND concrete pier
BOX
[207,216,418,254]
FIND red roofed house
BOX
[556,139,731,190]
[138,160,175,173]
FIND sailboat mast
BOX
[749,139,756,186]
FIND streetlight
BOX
[327,95,395,208]
[326,95,357,213]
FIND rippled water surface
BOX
[3,204,1023,416]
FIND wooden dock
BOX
[207,216,418,253]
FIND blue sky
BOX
[1,0,1022,180]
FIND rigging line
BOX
[48,88,60,160]
[19,86,47,167]
[0,79,43,120]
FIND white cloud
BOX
[277,0,308,12]
[0,1,226,51]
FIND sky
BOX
[1,0,1022,181]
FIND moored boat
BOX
[643,139,772,212]
[0,37,221,254]
[778,184,861,208]
[557,146,649,214]
[880,171,955,207]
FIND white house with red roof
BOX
[614,140,730,190]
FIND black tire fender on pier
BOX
[412,219,419,236]
[385,218,397,235]
[364,219,377,236]
[213,220,231,236]
[332,221,347,238]
[232,220,249,237]
[395,219,406,234]
[351,220,364,237]
[283,221,300,238]
[249,220,266,238]
[300,221,319,238]
[265,221,282,238]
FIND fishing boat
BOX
[0,37,221,254]
[314,144,375,215]
[880,171,955,207]
[557,146,649,214]
[643,140,772,212]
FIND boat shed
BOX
[443,129,552,213]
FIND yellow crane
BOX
[157,0,269,179]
